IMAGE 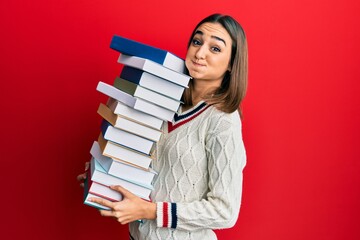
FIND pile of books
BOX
[83,35,191,210]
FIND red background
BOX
[1,0,359,239]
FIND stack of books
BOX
[84,35,191,210]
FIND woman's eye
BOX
[192,39,201,46]
[211,47,221,52]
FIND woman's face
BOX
[185,22,232,84]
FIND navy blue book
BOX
[110,35,185,73]
[120,66,186,100]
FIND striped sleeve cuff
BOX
[156,202,177,229]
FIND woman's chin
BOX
[188,70,203,80]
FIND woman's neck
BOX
[191,79,221,105]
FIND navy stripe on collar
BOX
[168,102,210,133]
[173,101,207,123]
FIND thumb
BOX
[110,185,134,198]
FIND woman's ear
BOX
[227,62,232,72]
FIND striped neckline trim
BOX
[168,101,209,133]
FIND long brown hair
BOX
[182,13,248,116]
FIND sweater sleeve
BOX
[155,111,246,231]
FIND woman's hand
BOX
[89,185,156,224]
[76,161,90,188]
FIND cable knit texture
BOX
[129,101,246,240]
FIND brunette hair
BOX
[182,13,248,116]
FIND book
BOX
[84,191,112,210]
[98,133,154,170]
[118,54,191,88]
[84,177,145,224]
[90,141,157,189]
[120,66,186,100]
[84,178,145,224]
[113,77,181,112]
[110,35,186,73]
[83,176,112,210]
[97,102,162,142]
[101,119,156,156]
[87,179,123,202]
[90,157,152,200]
[107,98,164,130]
[97,81,176,121]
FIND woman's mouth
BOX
[192,60,205,67]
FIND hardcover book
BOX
[117,54,191,88]
[97,81,176,121]
[84,191,112,210]
[90,141,157,189]
[84,177,146,224]
[113,77,181,112]
[87,179,123,202]
[90,157,152,200]
[97,102,162,142]
[107,98,164,130]
[83,176,112,210]
[120,66,186,100]
[110,35,186,73]
[101,120,156,156]
[97,133,154,170]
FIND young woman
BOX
[80,13,248,240]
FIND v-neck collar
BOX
[168,101,210,133]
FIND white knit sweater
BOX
[129,101,246,240]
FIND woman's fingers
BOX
[77,172,87,188]
[89,197,114,209]
[76,172,87,181]
[110,185,134,199]
[116,216,132,225]
[99,209,116,217]
[84,161,90,171]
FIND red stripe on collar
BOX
[168,105,210,133]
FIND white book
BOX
[98,134,154,170]
[118,54,191,88]
[88,180,123,202]
[90,157,152,200]
[97,81,175,121]
[101,120,156,156]
[98,102,162,142]
[90,141,157,189]
[114,77,181,112]
[107,98,164,130]
[84,179,145,224]
[120,66,186,100]
[84,191,111,210]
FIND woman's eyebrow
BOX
[194,30,227,46]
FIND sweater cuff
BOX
[156,202,177,229]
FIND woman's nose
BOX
[195,45,206,60]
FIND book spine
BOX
[100,119,110,138]
[120,66,142,85]
[110,35,167,65]
[113,77,137,96]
